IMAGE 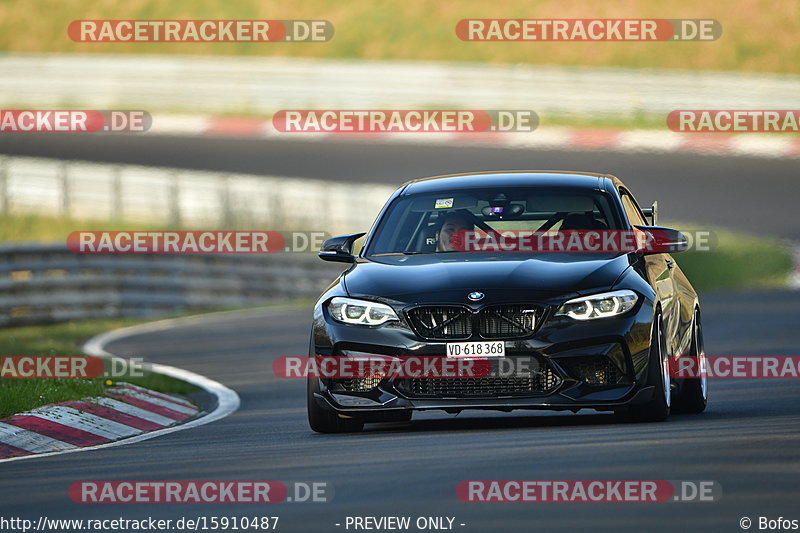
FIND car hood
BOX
[344,253,633,303]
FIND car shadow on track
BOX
[359,412,623,434]
[335,409,740,436]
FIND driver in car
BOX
[436,213,474,252]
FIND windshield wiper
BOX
[372,251,467,256]
[371,252,433,256]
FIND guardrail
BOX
[0,155,394,235]
[0,243,345,327]
[2,54,799,120]
[0,155,391,327]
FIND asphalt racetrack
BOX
[0,135,798,532]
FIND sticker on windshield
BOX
[435,198,454,208]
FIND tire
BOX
[673,308,708,414]
[618,312,671,423]
[307,377,364,433]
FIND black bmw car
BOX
[308,171,708,433]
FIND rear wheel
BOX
[307,377,364,433]
[673,308,708,413]
[618,312,670,422]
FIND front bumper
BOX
[311,295,656,416]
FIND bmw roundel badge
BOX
[468,291,485,301]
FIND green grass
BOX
[0,318,201,418]
[0,213,171,243]
[0,378,106,420]
[0,0,798,74]
[667,221,793,291]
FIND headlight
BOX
[328,297,400,326]
[555,290,639,320]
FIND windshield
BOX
[365,187,622,256]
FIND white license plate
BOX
[446,341,505,358]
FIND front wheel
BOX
[307,378,364,433]
[618,312,670,423]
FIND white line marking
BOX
[0,422,76,453]
[107,388,198,415]
[152,114,213,135]
[89,397,175,426]
[27,406,142,439]
[116,382,196,409]
[616,130,684,152]
[728,135,795,157]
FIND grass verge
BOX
[0,213,170,243]
[0,0,798,74]
[0,317,200,418]
[669,222,793,291]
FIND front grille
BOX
[398,358,561,398]
[559,356,628,386]
[407,304,541,340]
[478,305,539,338]
[407,306,472,340]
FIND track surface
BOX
[0,133,799,239]
[1,291,799,532]
[0,136,798,532]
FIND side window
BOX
[619,189,647,226]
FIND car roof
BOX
[400,171,616,195]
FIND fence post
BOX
[60,162,71,218]
[170,171,181,227]
[0,157,8,214]
[112,166,123,221]
[220,174,233,227]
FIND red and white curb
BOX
[151,114,800,160]
[0,383,198,459]
[0,313,241,463]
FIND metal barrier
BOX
[0,156,389,327]
[0,243,345,326]
[0,155,395,236]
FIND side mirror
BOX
[634,226,689,255]
[641,201,658,225]
[318,233,366,263]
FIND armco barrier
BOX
[0,243,345,326]
[0,155,394,236]
[0,155,389,327]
